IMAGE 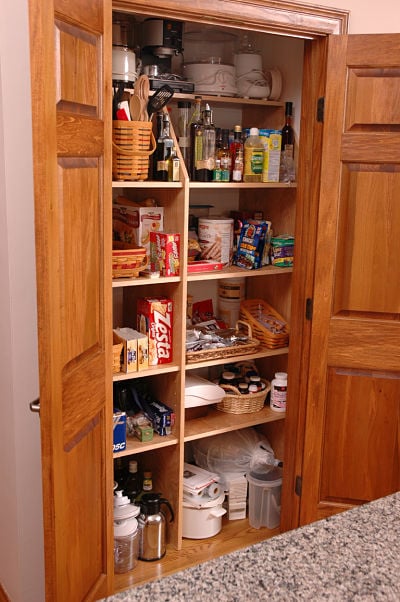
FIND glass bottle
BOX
[243,127,264,182]
[123,459,141,502]
[155,112,174,181]
[177,100,191,172]
[167,146,180,182]
[229,125,243,178]
[189,95,202,180]
[281,101,295,158]
[280,101,296,182]
[194,103,216,182]
[217,128,230,182]
[232,147,244,182]
[114,457,128,491]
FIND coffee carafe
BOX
[138,492,174,561]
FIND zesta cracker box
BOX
[137,297,173,365]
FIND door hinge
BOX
[317,97,325,122]
[305,298,313,320]
[295,475,302,497]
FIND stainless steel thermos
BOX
[138,493,174,561]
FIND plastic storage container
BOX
[246,466,282,529]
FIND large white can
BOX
[198,217,234,266]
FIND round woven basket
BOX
[217,379,271,414]
[112,120,156,181]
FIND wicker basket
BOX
[112,120,156,181]
[217,379,271,414]
[186,320,260,364]
[239,299,289,349]
[112,242,148,279]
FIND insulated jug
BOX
[138,493,174,561]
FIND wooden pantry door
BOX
[28,0,113,600]
[299,34,400,525]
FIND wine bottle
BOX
[282,102,294,158]
[280,101,296,182]
[155,113,174,181]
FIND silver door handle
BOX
[29,398,40,414]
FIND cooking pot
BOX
[182,493,226,539]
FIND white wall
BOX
[0,0,44,600]
[0,0,398,601]
[305,0,399,33]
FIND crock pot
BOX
[183,61,237,96]
[182,493,226,539]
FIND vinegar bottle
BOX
[189,95,202,180]
[280,102,296,182]
[229,125,243,178]
[243,127,264,182]
[281,101,295,158]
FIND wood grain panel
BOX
[346,69,400,130]
[342,133,400,162]
[333,166,400,314]
[58,159,101,362]
[320,368,400,503]
[328,318,400,371]
[54,0,103,32]
[57,115,103,155]
[55,21,99,115]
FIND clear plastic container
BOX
[246,467,282,529]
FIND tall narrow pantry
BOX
[111,6,300,589]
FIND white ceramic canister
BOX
[198,217,234,266]
[182,493,226,539]
[112,45,141,83]
[270,372,288,412]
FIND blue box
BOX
[113,410,126,453]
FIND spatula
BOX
[147,85,175,119]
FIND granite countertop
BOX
[103,492,400,601]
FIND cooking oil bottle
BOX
[243,127,264,182]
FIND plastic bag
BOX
[192,427,277,476]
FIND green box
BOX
[134,425,154,442]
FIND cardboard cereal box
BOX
[149,232,180,276]
[137,297,173,365]
[112,198,164,256]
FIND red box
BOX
[137,297,173,365]
[150,232,180,277]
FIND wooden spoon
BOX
[129,93,141,121]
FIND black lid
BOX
[285,101,293,115]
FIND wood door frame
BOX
[110,1,348,533]
[113,0,348,38]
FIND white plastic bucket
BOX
[218,297,241,328]
[198,217,234,266]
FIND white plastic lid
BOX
[249,127,259,136]
[114,517,138,537]
[274,372,287,380]
[113,490,140,520]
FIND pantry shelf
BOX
[189,181,297,189]
[187,265,292,282]
[114,433,179,458]
[113,362,180,382]
[185,346,289,371]
[184,405,285,442]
